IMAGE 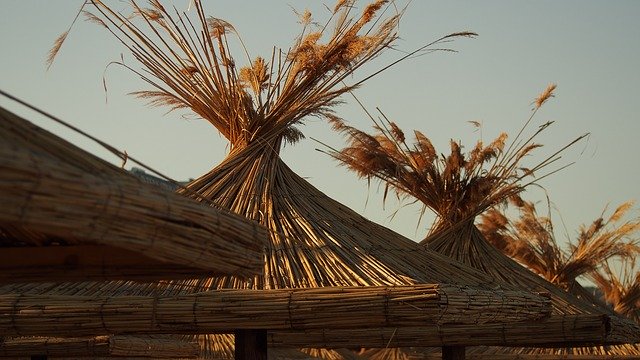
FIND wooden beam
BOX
[235,329,267,360]
[443,346,465,360]
[0,245,219,283]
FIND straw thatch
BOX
[269,314,614,348]
[473,195,640,358]
[0,335,199,358]
[1,0,591,358]
[0,284,550,337]
[0,105,267,281]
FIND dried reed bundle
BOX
[0,106,266,279]
[476,195,640,358]
[0,284,550,337]
[0,335,199,358]
[479,195,639,295]
[73,0,406,150]
[34,2,512,297]
[327,85,585,231]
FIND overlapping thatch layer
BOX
[0,106,266,281]
[0,335,199,358]
[0,284,550,337]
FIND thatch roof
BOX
[0,106,267,281]
[1,0,615,358]
[328,98,640,357]
[0,106,559,353]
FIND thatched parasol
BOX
[480,195,639,316]
[0,105,267,282]
[328,85,640,357]
[0,1,577,359]
[473,195,640,358]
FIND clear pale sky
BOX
[1,1,639,247]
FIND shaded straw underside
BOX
[0,335,364,360]
[0,106,266,279]
[0,335,199,358]
[361,344,640,359]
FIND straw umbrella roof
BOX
[0,105,267,282]
[469,196,640,358]
[0,0,594,358]
[0,106,558,352]
[327,88,640,355]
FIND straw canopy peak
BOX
[68,0,402,152]
[328,85,587,232]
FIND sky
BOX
[1,1,639,251]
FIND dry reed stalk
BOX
[326,85,585,232]
[0,284,550,337]
[0,106,266,279]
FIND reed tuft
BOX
[479,195,640,292]
[327,85,586,231]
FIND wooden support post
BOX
[442,346,465,360]
[235,329,267,360]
